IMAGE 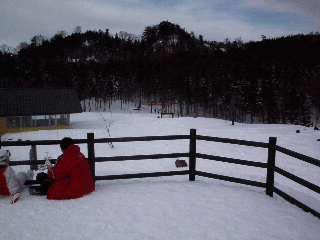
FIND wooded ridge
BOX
[1,21,320,124]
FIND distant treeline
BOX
[1,21,320,124]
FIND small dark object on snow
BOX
[28,186,47,196]
[175,159,188,168]
[296,130,300,133]
[315,125,319,130]
[317,139,320,142]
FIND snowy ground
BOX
[1,101,320,239]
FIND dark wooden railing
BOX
[273,145,320,219]
[1,129,319,219]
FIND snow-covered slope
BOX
[1,102,320,239]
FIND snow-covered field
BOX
[1,101,320,239]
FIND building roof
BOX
[0,88,82,117]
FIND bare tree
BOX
[74,26,82,34]
[0,44,11,53]
[17,42,29,50]
[55,30,68,38]
[31,35,46,46]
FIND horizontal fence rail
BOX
[196,135,269,148]
[95,171,189,181]
[275,166,320,195]
[95,153,190,162]
[196,153,267,168]
[95,135,191,143]
[275,145,320,167]
[9,159,57,166]
[1,129,319,220]
[273,187,320,219]
[196,171,266,188]
[1,140,63,147]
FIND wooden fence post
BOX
[266,137,277,197]
[189,128,197,181]
[29,145,38,170]
[87,133,95,180]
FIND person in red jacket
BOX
[30,137,95,200]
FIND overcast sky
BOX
[1,0,319,48]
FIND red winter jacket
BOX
[0,166,10,195]
[47,145,95,200]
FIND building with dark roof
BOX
[0,88,82,135]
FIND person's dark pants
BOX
[36,172,53,194]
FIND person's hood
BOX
[0,149,10,165]
[64,144,80,154]
[57,145,81,159]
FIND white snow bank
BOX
[1,108,319,239]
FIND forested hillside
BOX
[1,21,320,124]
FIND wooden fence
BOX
[1,129,320,219]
